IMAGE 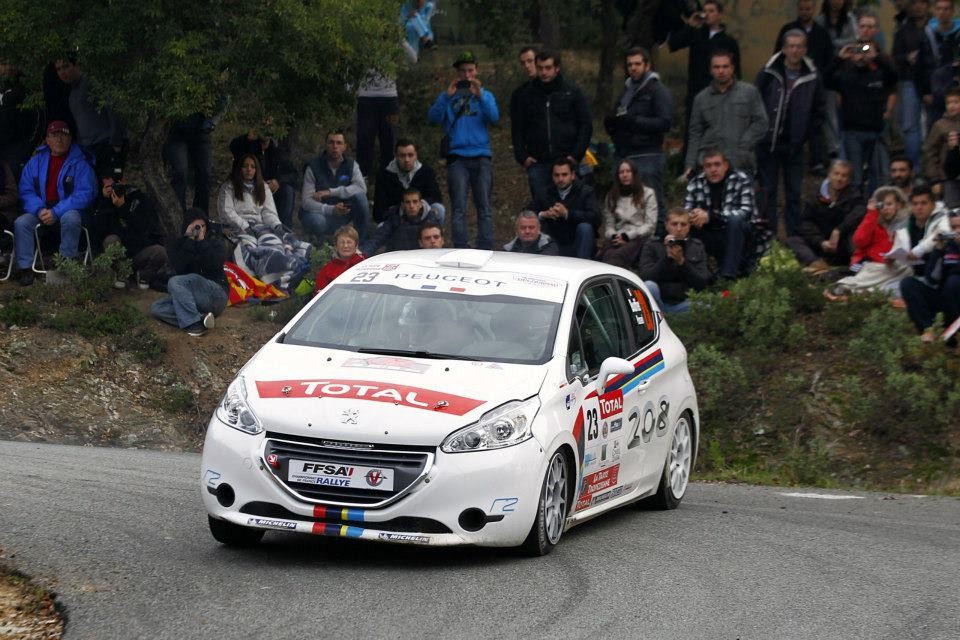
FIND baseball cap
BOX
[452,51,477,67]
[46,121,71,136]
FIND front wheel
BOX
[644,413,693,510]
[520,449,569,556]
[208,516,265,547]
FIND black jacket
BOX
[825,55,898,132]
[361,206,440,255]
[168,219,228,291]
[604,72,673,157]
[893,19,935,94]
[774,21,834,74]
[372,162,443,223]
[526,180,601,246]
[511,74,592,165]
[90,187,165,257]
[503,233,560,255]
[756,53,826,151]
[229,135,298,187]
[798,184,866,249]
[667,24,742,102]
[945,144,960,178]
[637,237,711,304]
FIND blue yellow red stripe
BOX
[604,349,665,394]
[311,522,365,537]
[313,505,366,522]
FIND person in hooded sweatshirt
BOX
[372,138,443,223]
[216,154,282,238]
[604,46,673,236]
[150,208,228,337]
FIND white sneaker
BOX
[202,312,216,330]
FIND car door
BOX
[567,279,636,514]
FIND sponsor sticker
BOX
[203,469,221,489]
[247,517,298,530]
[378,532,430,544]
[490,497,518,513]
[288,460,395,491]
[610,418,622,432]
[591,485,625,507]
[598,389,623,419]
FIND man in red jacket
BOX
[313,225,365,294]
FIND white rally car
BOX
[201,249,698,555]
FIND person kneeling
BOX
[638,208,711,314]
[150,210,228,337]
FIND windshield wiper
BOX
[356,347,478,362]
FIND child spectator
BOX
[217,154,282,237]
[825,186,914,299]
[596,159,657,269]
[901,211,960,342]
[922,87,960,206]
[314,225,364,294]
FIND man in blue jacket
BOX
[427,51,499,249]
[14,120,96,285]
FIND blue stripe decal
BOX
[345,526,365,538]
[347,509,365,522]
[620,361,666,394]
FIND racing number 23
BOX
[351,271,378,283]
[586,407,599,441]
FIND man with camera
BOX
[427,51,499,250]
[825,13,898,191]
[90,167,169,289]
[638,208,711,314]
[150,209,228,337]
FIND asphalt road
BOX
[1,441,958,640]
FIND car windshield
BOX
[284,283,562,364]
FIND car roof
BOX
[361,249,637,286]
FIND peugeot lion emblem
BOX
[341,409,359,424]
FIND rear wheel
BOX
[644,413,693,510]
[208,516,265,546]
[521,449,569,556]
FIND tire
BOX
[520,449,569,556]
[208,516,265,547]
[643,412,693,510]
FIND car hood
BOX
[239,343,549,446]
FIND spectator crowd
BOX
[0,0,959,344]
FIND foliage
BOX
[154,384,194,413]
[687,344,750,424]
[0,298,38,326]
[44,242,132,306]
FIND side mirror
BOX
[597,357,635,394]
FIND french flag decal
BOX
[450,287,466,292]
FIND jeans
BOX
[273,183,295,228]
[842,129,882,193]
[448,156,493,249]
[902,274,960,332]
[691,216,748,279]
[899,80,923,171]
[356,96,399,177]
[557,223,597,259]
[165,130,213,213]
[824,90,842,158]
[14,210,83,269]
[429,203,447,227]
[644,280,691,314]
[299,193,371,242]
[150,273,228,329]
[623,153,666,236]
[526,162,554,203]
[757,143,804,236]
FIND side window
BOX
[572,282,632,376]
[618,279,657,352]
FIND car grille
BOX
[239,501,452,534]
[262,435,435,508]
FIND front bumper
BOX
[200,419,546,547]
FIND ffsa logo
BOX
[365,469,388,487]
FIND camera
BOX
[859,44,871,53]
[666,237,687,246]
[456,80,471,90]
[939,231,958,240]
[111,183,127,198]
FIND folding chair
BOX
[0,229,13,281]
[32,223,93,274]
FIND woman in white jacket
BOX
[217,154,281,237]
[596,159,657,269]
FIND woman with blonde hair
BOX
[596,158,657,269]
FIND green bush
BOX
[154,384,194,413]
[687,344,750,424]
[821,290,888,336]
[117,326,166,363]
[0,299,38,326]
[46,242,133,305]
[46,303,144,338]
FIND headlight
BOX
[215,376,263,435]
[441,397,540,453]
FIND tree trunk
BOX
[594,0,620,115]
[538,0,560,50]
[136,116,181,239]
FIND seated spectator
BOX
[786,159,865,272]
[888,154,916,195]
[419,221,445,248]
[217,154,282,238]
[373,139,444,223]
[825,186,914,299]
[0,161,16,231]
[361,188,440,255]
[682,148,756,280]
[299,130,370,242]
[639,208,711,314]
[901,211,960,342]
[89,168,169,289]
[313,225,365,294]
[13,121,96,286]
[503,210,559,255]
[150,210,228,337]
[895,183,951,279]
[526,158,600,258]
[229,124,297,228]
[596,158,657,269]
[922,88,960,206]
[402,1,436,54]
